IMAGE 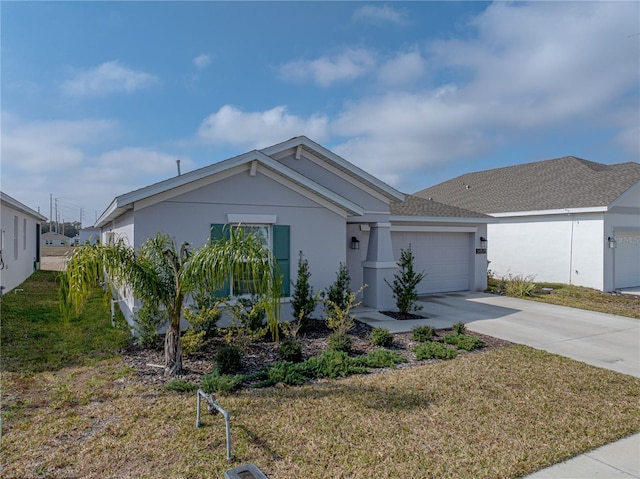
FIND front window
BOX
[232,225,270,296]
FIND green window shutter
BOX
[272,225,290,297]
[210,224,230,297]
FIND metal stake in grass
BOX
[196,389,232,461]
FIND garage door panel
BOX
[615,231,640,289]
[392,232,471,294]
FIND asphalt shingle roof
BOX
[414,157,640,214]
[391,194,490,218]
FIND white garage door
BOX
[392,232,471,294]
[615,230,640,289]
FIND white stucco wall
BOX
[1,200,44,294]
[488,212,605,289]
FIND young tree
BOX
[61,227,282,376]
[385,245,427,315]
[291,251,317,321]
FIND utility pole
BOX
[50,194,53,233]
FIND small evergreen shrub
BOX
[385,245,427,315]
[133,303,167,349]
[215,344,242,375]
[323,263,352,313]
[327,332,352,352]
[443,334,486,351]
[305,350,366,379]
[371,327,394,347]
[354,349,407,369]
[278,338,303,363]
[163,378,198,393]
[452,322,467,335]
[181,329,206,356]
[267,361,308,386]
[291,251,318,321]
[414,341,458,360]
[412,325,435,342]
[201,371,245,395]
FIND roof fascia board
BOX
[391,215,498,224]
[491,206,608,217]
[258,165,362,217]
[262,136,405,202]
[391,225,478,233]
[608,180,640,209]
[1,192,47,221]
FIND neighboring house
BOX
[78,227,100,245]
[95,136,491,325]
[41,231,71,246]
[0,191,47,295]
[415,157,640,291]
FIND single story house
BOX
[95,136,491,325]
[78,227,100,245]
[415,156,640,292]
[41,231,71,246]
[0,191,47,294]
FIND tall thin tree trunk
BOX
[164,323,182,376]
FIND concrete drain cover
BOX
[224,464,269,479]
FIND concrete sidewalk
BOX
[355,291,640,478]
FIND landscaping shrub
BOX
[278,338,303,363]
[291,251,318,321]
[354,349,406,369]
[163,378,198,393]
[201,371,245,395]
[133,303,167,349]
[267,361,308,386]
[323,262,352,312]
[442,334,486,351]
[215,344,242,375]
[181,329,206,356]
[327,332,352,352]
[414,341,458,360]
[452,322,467,335]
[385,245,427,315]
[503,273,537,297]
[371,327,394,347]
[305,350,367,379]
[412,325,435,342]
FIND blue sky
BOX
[2,1,638,226]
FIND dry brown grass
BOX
[3,346,639,479]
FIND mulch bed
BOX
[121,320,513,388]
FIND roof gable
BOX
[414,157,640,214]
[96,146,366,227]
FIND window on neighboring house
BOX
[13,216,18,260]
[210,223,290,298]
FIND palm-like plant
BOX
[61,227,282,376]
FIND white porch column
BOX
[362,222,397,310]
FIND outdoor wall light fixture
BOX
[351,236,360,250]
[607,236,617,249]
[480,236,488,248]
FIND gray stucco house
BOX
[95,136,491,324]
[0,191,47,294]
[415,157,640,291]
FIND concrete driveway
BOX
[356,291,639,378]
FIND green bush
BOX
[443,334,486,351]
[412,325,435,342]
[278,338,303,363]
[181,329,206,356]
[354,349,407,369]
[385,245,427,315]
[327,332,352,352]
[371,327,394,347]
[215,344,242,375]
[201,371,245,395]
[305,350,367,379]
[503,273,537,298]
[414,341,458,360]
[291,251,318,322]
[133,303,167,349]
[163,378,198,393]
[267,361,308,386]
[452,322,467,335]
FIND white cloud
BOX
[280,48,376,87]
[197,105,329,149]
[62,61,157,96]
[193,54,211,69]
[353,5,409,26]
[377,50,427,86]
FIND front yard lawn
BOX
[1,271,639,478]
